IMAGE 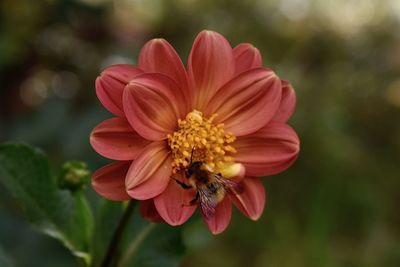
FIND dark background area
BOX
[1,0,400,266]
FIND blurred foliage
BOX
[0,144,185,267]
[0,144,93,265]
[0,245,14,267]
[1,0,400,266]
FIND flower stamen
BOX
[167,110,237,174]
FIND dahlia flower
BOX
[90,30,299,234]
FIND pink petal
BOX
[123,73,185,141]
[203,197,232,235]
[96,64,142,117]
[154,177,197,226]
[230,177,265,220]
[90,117,150,160]
[92,161,131,201]
[233,43,262,75]
[188,30,235,109]
[138,38,190,107]
[234,121,300,176]
[140,199,165,223]
[205,68,282,136]
[126,141,172,200]
[273,80,296,122]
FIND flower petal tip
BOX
[140,200,165,223]
[249,214,262,221]
[154,178,197,226]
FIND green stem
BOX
[100,200,136,267]
[117,223,157,267]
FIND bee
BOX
[174,151,243,219]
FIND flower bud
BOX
[59,161,90,191]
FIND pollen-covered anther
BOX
[168,110,237,174]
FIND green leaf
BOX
[74,190,94,249]
[0,245,14,267]
[0,143,92,265]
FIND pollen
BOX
[167,110,237,173]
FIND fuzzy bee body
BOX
[175,160,242,219]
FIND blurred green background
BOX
[1,0,400,266]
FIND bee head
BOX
[186,161,203,178]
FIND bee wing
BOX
[227,181,244,195]
[197,187,218,219]
[214,174,244,195]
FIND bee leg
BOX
[182,192,199,206]
[172,177,192,189]
[189,192,199,205]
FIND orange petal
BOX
[140,199,165,223]
[96,64,142,117]
[126,141,172,200]
[234,121,300,176]
[138,38,190,108]
[233,43,262,75]
[123,73,185,141]
[90,117,150,160]
[205,68,282,136]
[203,197,232,235]
[154,177,197,226]
[230,177,265,220]
[92,161,131,201]
[188,30,235,109]
[273,80,296,122]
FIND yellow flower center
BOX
[167,110,237,174]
